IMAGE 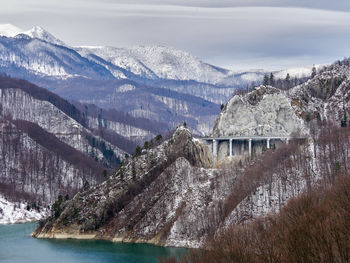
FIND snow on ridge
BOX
[275,67,312,79]
[76,45,229,83]
[0,24,64,46]
[22,25,65,46]
[0,24,23,37]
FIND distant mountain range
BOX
[0,24,312,134]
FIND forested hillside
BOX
[0,75,167,223]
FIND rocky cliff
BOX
[212,86,306,137]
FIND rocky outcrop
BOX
[212,86,306,137]
[288,63,350,124]
[33,127,221,247]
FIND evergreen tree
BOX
[83,179,90,191]
[134,146,142,157]
[311,65,317,78]
[285,73,291,89]
[269,72,275,86]
[341,110,347,127]
[263,74,269,86]
[52,195,63,218]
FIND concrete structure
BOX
[202,136,305,158]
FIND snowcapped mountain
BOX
[76,45,230,84]
[0,24,22,37]
[22,26,66,46]
[0,36,114,79]
[0,24,312,85]
[0,24,313,135]
[0,24,64,45]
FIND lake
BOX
[0,223,186,263]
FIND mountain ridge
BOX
[0,24,313,135]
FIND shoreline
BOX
[32,230,196,249]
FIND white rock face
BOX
[212,86,306,137]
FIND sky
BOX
[1,0,350,70]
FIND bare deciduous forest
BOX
[160,121,350,263]
[0,113,104,206]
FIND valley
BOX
[0,15,349,263]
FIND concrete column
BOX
[267,138,270,149]
[248,139,252,157]
[229,139,232,156]
[241,141,244,154]
[213,139,218,157]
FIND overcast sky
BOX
[1,0,350,70]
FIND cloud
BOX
[0,0,350,70]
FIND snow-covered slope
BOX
[0,24,64,45]
[0,24,23,37]
[0,195,47,224]
[76,45,230,84]
[21,26,65,46]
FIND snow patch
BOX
[0,195,48,224]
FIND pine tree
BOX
[83,179,90,191]
[285,73,291,89]
[134,146,142,157]
[341,110,347,127]
[263,74,269,86]
[269,72,275,86]
[285,73,290,82]
[311,65,317,78]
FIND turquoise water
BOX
[0,223,185,263]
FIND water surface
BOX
[0,223,185,263]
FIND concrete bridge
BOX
[201,136,305,157]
